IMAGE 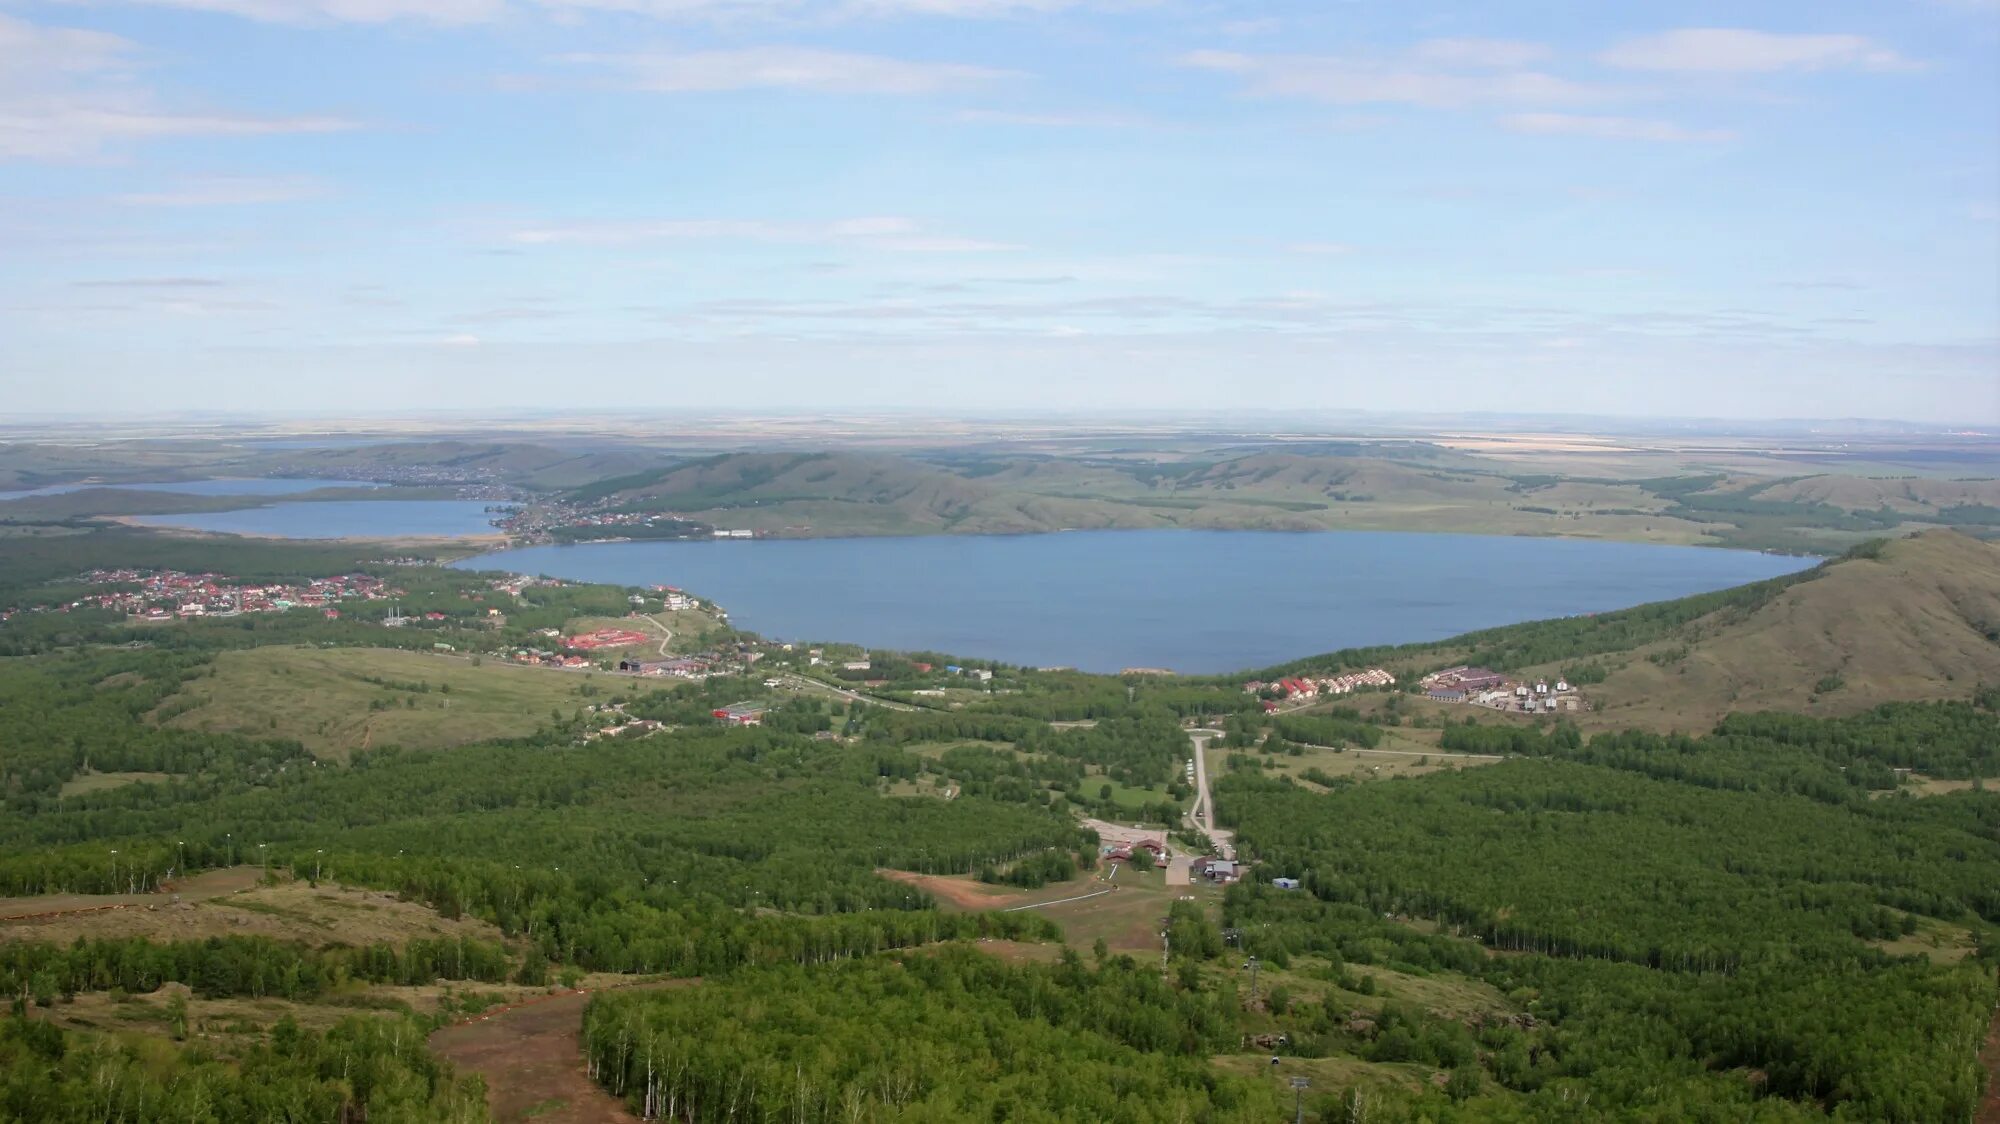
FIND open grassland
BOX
[0,875,512,950]
[1555,532,2000,732]
[0,866,264,919]
[1270,746,1500,787]
[1212,1052,1436,1097]
[36,978,597,1056]
[1899,774,2000,797]
[1872,916,1979,965]
[875,863,1220,959]
[58,769,173,797]
[163,646,602,760]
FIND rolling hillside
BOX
[571,450,1730,541]
[248,441,669,489]
[1558,530,2000,730]
[571,451,1174,534]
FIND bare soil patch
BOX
[1,876,508,948]
[875,869,1013,911]
[0,865,263,920]
[430,981,692,1124]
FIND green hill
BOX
[1270,529,2000,730]
[247,440,668,489]
[1570,529,2000,730]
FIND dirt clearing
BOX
[430,980,692,1124]
[1,876,509,948]
[0,865,263,921]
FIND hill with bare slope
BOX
[576,451,1175,535]
[1567,530,2000,731]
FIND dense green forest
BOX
[583,946,1284,1123]
[0,528,1994,1121]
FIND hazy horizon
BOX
[3,1,1997,422]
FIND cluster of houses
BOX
[650,586,697,611]
[617,655,715,679]
[1190,857,1241,884]
[506,648,595,670]
[712,702,767,726]
[69,569,393,622]
[1420,666,1582,712]
[566,627,651,650]
[1102,839,1167,866]
[1242,668,1396,708]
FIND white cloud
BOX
[1179,48,1616,108]
[75,276,228,289]
[114,175,331,207]
[1597,29,1919,74]
[953,108,1150,128]
[1412,38,1552,69]
[1501,112,1736,143]
[508,215,1015,252]
[0,15,357,161]
[108,0,501,24]
[63,0,1129,23]
[561,46,1013,94]
[1287,242,1354,255]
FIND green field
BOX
[58,769,173,797]
[163,646,604,760]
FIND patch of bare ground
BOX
[0,876,511,948]
[961,938,1065,965]
[430,980,692,1124]
[0,865,263,921]
[875,868,1017,911]
[34,979,559,1052]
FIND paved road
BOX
[1186,731,1235,860]
[778,674,918,712]
[1292,743,1505,762]
[640,614,674,657]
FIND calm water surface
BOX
[133,500,500,539]
[0,478,377,501]
[456,531,1813,673]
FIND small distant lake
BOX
[0,478,379,502]
[133,500,501,539]
[455,531,1815,674]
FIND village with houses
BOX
[1419,665,1587,713]
[66,568,396,623]
[1240,668,1397,710]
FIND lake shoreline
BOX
[448,529,1814,675]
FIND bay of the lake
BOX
[456,531,1814,674]
[0,478,379,502]
[133,499,501,539]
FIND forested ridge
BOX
[0,529,1995,1121]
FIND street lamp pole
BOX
[1246,956,1261,1006]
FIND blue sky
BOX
[2,0,1995,423]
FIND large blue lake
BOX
[133,500,501,539]
[456,531,1814,674]
[0,478,379,502]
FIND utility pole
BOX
[1290,1076,1310,1124]
[108,849,118,893]
[1245,956,1261,1005]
